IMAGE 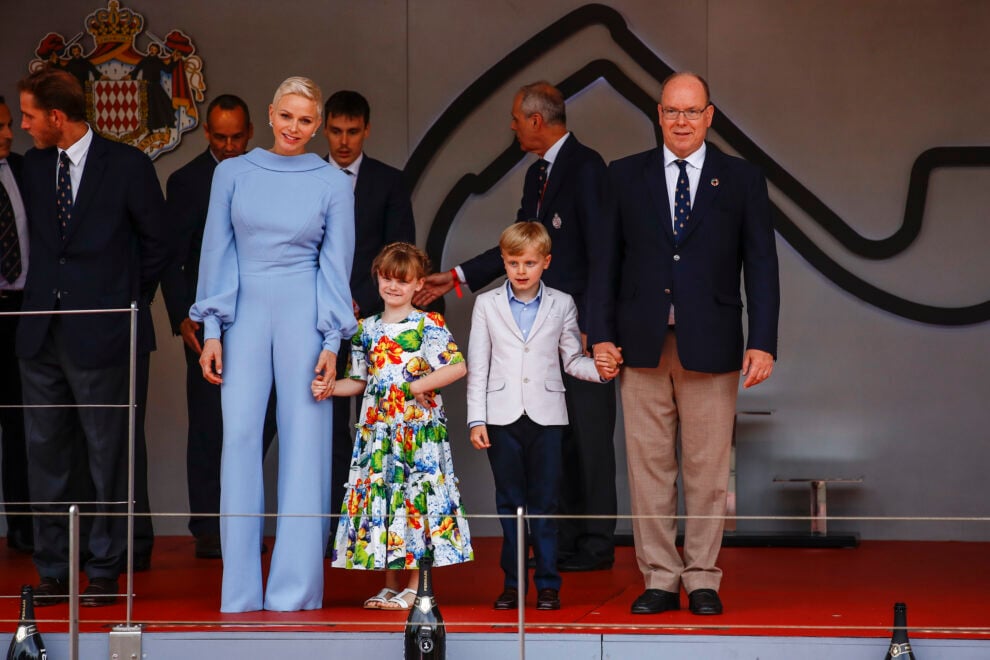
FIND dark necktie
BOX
[57,151,73,240]
[673,159,691,245]
[0,175,22,282]
[535,158,549,214]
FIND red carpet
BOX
[2,537,987,639]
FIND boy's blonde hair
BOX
[499,221,551,257]
[372,242,431,281]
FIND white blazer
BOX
[467,283,601,427]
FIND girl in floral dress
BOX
[312,242,473,610]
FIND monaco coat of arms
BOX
[29,0,207,160]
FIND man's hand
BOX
[179,317,202,354]
[470,424,491,449]
[741,348,774,388]
[413,270,456,307]
[199,338,223,385]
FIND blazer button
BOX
[673,254,681,261]
[524,347,530,353]
[523,377,529,383]
[59,257,66,264]
[664,288,671,294]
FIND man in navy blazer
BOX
[16,67,170,606]
[161,94,277,559]
[322,90,416,516]
[0,95,33,555]
[589,72,779,616]
[417,81,617,572]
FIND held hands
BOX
[199,338,223,385]
[741,349,774,388]
[593,341,623,381]
[311,349,337,401]
[412,271,456,307]
[179,317,203,354]
[470,424,491,449]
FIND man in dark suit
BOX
[417,81,617,572]
[589,72,779,616]
[0,95,33,554]
[161,94,277,559]
[16,67,170,606]
[321,90,416,517]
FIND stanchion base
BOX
[110,624,142,659]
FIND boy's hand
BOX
[594,342,622,380]
[470,424,490,449]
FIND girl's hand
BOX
[311,377,334,400]
[408,381,435,408]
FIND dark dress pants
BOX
[21,318,130,580]
[558,374,617,563]
[488,416,563,592]
[0,290,31,542]
[184,339,277,538]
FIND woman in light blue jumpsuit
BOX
[190,77,356,612]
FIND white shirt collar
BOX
[332,151,364,177]
[60,125,94,166]
[662,142,706,171]
[541,132,570,167]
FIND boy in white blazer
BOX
[467,222,617,611]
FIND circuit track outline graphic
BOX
[404,3,990,326]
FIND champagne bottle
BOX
[884,602,916,659]
[404,557,446,659]
[6,585,47,660]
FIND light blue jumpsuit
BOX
[190,148,356,612]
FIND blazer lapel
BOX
[526,287,555,343]
[679,142,722,246]
[493,288,525,343]
[537,134,576,221]
[63,135,107,244]
[644,149,675,245]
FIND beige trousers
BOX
[620,331,738,593]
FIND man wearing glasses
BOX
[588,72,779,616]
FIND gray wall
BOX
[1,0,988,541]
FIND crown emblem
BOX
[86,0,143,46]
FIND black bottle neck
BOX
[417,558,434,598]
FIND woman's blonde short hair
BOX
[271,76,323,123]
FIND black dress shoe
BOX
[81,577,120,607]
[536,588,560,610]
[557,554,614,572]
[688,588,723,615]
[33,577,68,607]
[630,588,680,614]
[195,534,222,559]
[6,527,34,554]
[493,588,519,610]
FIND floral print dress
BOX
[331,310,474,570]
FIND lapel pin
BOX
[710,178,720,187]
[551,213,562,229]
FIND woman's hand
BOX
[312,349,337,401]
[199,338,223,385]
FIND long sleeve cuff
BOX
[203,316,222,341]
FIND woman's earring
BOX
[268,120,273,127]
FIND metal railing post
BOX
[516,506,525,660]
[68,504,80,660]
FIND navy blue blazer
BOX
[16,133,170,367]
[161,148,216,334]
[347,155,415,316]
[459,133,607,332]
[588,142,779,373]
